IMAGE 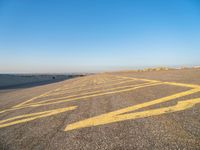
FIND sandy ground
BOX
[0,68,200,150]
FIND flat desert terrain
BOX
[0,68,200,149]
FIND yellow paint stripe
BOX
[12,75,130,109]
[23,82,162,107]
[13,76,89,108]
[113,75,158,83]
[65,88,200,131]
[0,82,158,114]
[0,106,77,128]
[13,87,60,108]
[23,83,158,105]
[50,78,131,95]
[45,79,137,97]
[163,82,200,88]
[114,75,200,88]
[32,82,152,104]
[57,78,129,93]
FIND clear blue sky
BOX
[0,0,200,73]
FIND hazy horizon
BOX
[1,0,200,73]
[1,64,199,74]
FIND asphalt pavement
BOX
[0,69,200,150]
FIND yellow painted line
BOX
[0,82,157,114]
[97,77,107,84]
[0,106,77,128]
[62,80,88,89]
[47,78,138,96]
[13,76,89,108]
[65,88,200,131]
[23,83,156,105]
[52,80,127,95]
[13,86,62,108]
[57,78,130,93]
[0,107,23,114]
[113,75,158,83]
[62,77,89,88]
[2,77,88,110]
[23,82,162,108]
[28,81,151,105]
[163,82,200,88]
[1,74,200,130]
[114,75,200,88]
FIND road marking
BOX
[65,88,200,131]
[30,81,150,105]
[48,78,137,96]
[115,75,200,88]
[13,87,60,108]
[13,75,133,108]
[58,78,130,93]
[0,106,77,128]
[0,75,200,131]
[0,81,156,114]
[13,77,90,108]
[21,82,161,108]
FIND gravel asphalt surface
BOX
[0,68,200,150]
